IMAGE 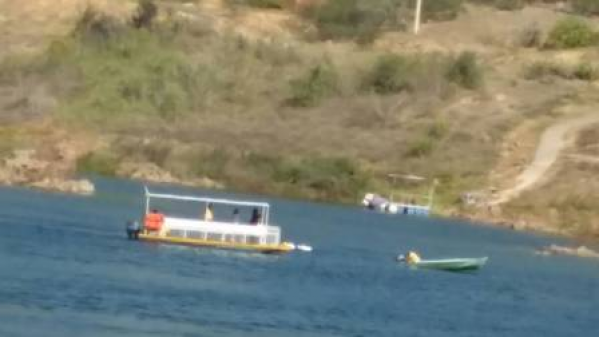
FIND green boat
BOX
[400,256,488,272]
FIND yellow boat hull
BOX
[139,233,294,254]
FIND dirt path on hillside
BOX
[566,153,599,164]
[490,113,599,205]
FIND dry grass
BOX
[504,160,599,238]
[2,1,599,235]
[576,125,599,156]
[0,2,563,207]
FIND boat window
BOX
[233,235,245,243]
[168,229,185,238]
[187,231,204,239]
[207,232,223,242]
[266,234,278,245]
[224,234,235,243]
[246,236,260,245]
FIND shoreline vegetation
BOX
[1,0,599,240]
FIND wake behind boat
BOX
[131,187,297,254]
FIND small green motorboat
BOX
[398,255,488,272]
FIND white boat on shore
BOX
[362,174,437,216]
[363,193,431,216]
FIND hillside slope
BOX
[1,0,599,238]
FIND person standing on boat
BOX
[204,203,214,222]
[232,208,240,223]
[249,208,262,225]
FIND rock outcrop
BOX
[30,177,95,195]
[117,161,224,189]
[0,148,95,195]
[536,244,599,259]
[118,161,179,184]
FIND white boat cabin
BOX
[144,188,282,247]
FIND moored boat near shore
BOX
[362,174,437,217]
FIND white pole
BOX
[144,186,150,215]
[414,0,423,35]
[428,179,438,208]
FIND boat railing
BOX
[392,202,430,211]
[266,226,281,245]
[162,217,281,245]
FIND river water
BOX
[0,178,597,337]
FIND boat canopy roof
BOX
[144,187,270,209]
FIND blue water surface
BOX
[0,178,597,337]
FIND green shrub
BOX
[303,0,400,43]
[73,6,124,43]
[44,3,209,123]
[363,54,412,94]
[524,61,568,80]
[287,63,339,107]
[242,152,284,177]
[362,52,483,95]
[517,23,543,48]
[445,52,483,90]
[76,151,119,176]
[190,148,231,180]
[188,151,370,202]
[573,62,599,81]
[545,17,597,49]
[56,29,199,122]
[141,142,172,167]
[523,61,598,81]
[252,39,302,66]
[33,4,319,124]
[272,156,369,200]
[406,138,435,157]
[422,0,463,21]
[131,0,158,29]
[428,119,449,140]
[0,128,21,157]
[573,0,599,16]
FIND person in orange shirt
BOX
[144,209,165,233]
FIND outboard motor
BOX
[126,220,141,240]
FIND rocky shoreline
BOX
[0,147,223,195]
[0,148,595,250]
[536,244,599,259]
[0,149,94,195]
[462,212,564,235]
[116,161,224,190]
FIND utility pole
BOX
[414,0,423,35]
